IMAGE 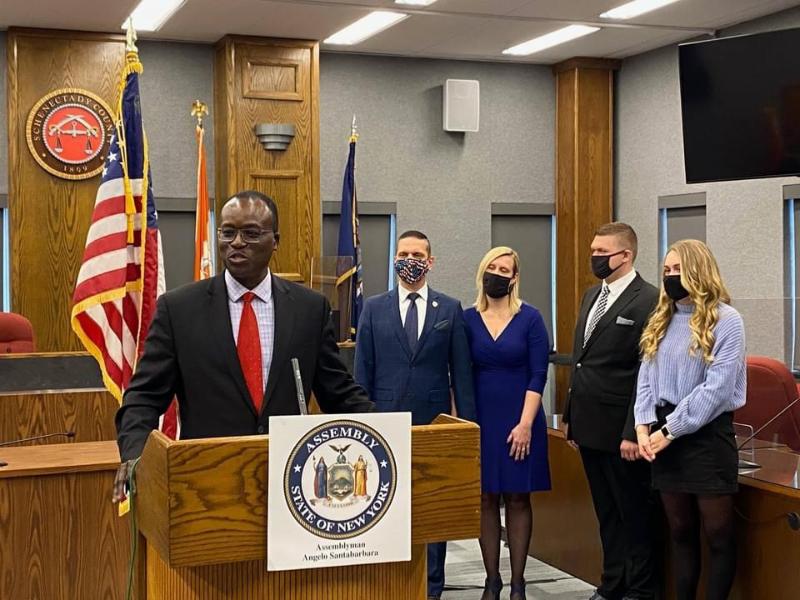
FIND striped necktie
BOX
[584,285,610,347]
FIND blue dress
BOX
[464,304,551,494]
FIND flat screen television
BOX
[679,27,800,183]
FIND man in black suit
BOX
[113,190,372,499]
[563,222,660,600]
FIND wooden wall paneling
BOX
[730,484,800,599]
[530,430,602,586]
[214,36,320,284]
[0,441,129,599]
[7,29,125,351]
[553,58,619,412]
[535,429,800,597]
[0,389,118,445]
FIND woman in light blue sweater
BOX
[634,239,745,600]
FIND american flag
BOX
[71,52,165,402]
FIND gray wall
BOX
[137,41,216,199]
[320,53,555,304]
[615,6,800,360]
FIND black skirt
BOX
[652,404,738,494]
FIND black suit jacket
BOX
[563,273,659,453]
[116,274,373,460]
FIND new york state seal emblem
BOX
[284,419,397,540]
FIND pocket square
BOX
[616,316,635,326]
[433,319,451,331]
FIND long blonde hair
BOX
[474,246,522,315]
[640,239,730,363]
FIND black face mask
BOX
[591,249,626,280]
[483,272,514,299]
[663,275,690,301]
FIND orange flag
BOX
[160,113,212,440]
[194,121,212,280]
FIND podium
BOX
[0,441,130,599]
[133,414,480,599]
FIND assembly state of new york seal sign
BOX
[268,413,411,572]
[26,88,115,180]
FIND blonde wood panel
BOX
[731,485,800,599]
[0,440,120,477]
[136,416,480,568]
[0,442,129,599]
[7,29,125,352]
[553,59,618,412]
[244,57,303,101]
[145,542,427,600]
[214,36,320,284]
[0,389,117,445]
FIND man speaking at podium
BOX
[113,190,373,498]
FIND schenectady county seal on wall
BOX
[284,419,397,540]
[26,88,115,180]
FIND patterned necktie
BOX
[405,292,420,352]
[237,292,263,413]
[584,285,610,347]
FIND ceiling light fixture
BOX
[324,11,409,45]
[121,0,186,32]
[600,0,682,20]
[395,0,438,6]
[502,25,600,56]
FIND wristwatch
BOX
[660,424,675,441]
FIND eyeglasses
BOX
[216,228,273,243]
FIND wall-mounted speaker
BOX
[443,79,479,132]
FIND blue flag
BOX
[336,139,363,339]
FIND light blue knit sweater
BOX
[634,302,746,438]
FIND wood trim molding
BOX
[552,57,622,74]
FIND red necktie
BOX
[237,292,263,413]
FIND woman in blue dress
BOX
[464,246,551,600]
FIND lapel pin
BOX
[432,300,438,308]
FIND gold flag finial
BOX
[350,114,359,143]
[191,100,209,128]
[125,17,138,54]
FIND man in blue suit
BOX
[354,230,476,600]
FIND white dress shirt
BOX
[225,269,275,391]
[398,282,428,339]
[584,269,638,339]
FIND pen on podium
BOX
[291,358,309,415]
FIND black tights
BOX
[479,492,531,592]
[661,492,737,600]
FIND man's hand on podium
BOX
[112,459,135,503]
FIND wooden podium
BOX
[133,414,480,599]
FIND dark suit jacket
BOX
[563,273,659,453]
[353,287,477,425]
[116,274,372,460]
